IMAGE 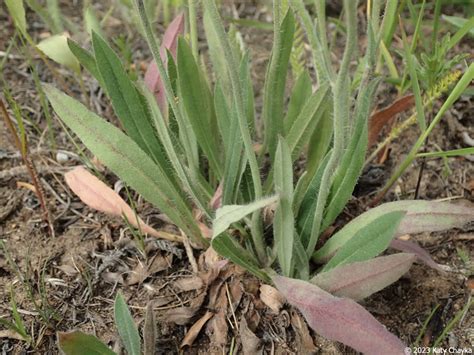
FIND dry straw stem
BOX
[0,98,54,236]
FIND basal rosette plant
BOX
[41,0,474,353]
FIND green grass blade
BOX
[322,211,405,272]
[177,38,222,177]
[416,147,474,158]
[261,7,295,158]
[114,293,141,355]
[274,137,295,277]
[44,85,205,245]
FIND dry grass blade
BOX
[65,166,182,243]
[143,302,156,355]
[0,98,54,236]
[180,311,213,349]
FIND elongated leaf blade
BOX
[65,166,181,242]
[321,79,380,231]
[212,232,269,282]
[262,8,295,158]
[274,137,294,276]
[44,85,203,244]
[314,200,474,263]
[114,293,141,355]
[58,331,116,355]
[177,38,222,177]
[273,276,407,355]
[67,39,104,88]
[312,253,416,301]
[213,195,279,238]
[390,238,444,271]
[145,13,184,112]
[5,0,27,36]
[283,70,312,134]
[92,32,172,175]
[322,211,405,272]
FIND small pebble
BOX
[56,151,69,164]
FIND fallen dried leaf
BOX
[164,292,206,325]
[368,94,414,147]
[126,260,149,286]
[175,276,204,292]
[291,310,317,354]
[143,302,156,355]
[147,253,173,274]
[260,284,284,313]
[65,166,183,243]
[240,317,262,355]
[180,311,214,348]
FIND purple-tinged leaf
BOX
[311,253,416,301]
[144,13,184,113]
[273,275,406,355]
[314,200,474,263]
[390,238,446,272]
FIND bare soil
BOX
[0,1,473,354]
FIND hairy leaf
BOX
[212,232,269,282]
[322,211,405,272]
[44,85,203,245]
[262,8,295,158]
[92,32,172,176]
[273,276,406,354]
[58,331,115,355]
[390,238,444,271]
[284,70,312,134]
[314,200,474,263]
[67,39,104,88]
[114,293,141,355]
[312,253,416,301]
[274,137,294,276]
[177,37,222,177]
[213,195,279,238]
[5,0,27,36]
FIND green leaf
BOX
[321,79,380,232]
[37,34,80,72]
[306,105,332,179]
[213,195,279,238]
[67,39,104,87]
[322,211,406,272]
[84,6,104,37]
[5,0,27,36]
[443,15,474,38]
[58,331,116,355]
[274,137,295,277]
[285,83,330,159]
[262,7,295,158]
[44,84,204,245]
[296,152,331,247]
[114,293,141,355]
[92,32,173,178]
[212,232,269,282]
[177,37,222,177]
[314,200,474,263]
[284,70,312,134]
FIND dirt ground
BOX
[0,1,473,354]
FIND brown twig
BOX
[0,98,55,237]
